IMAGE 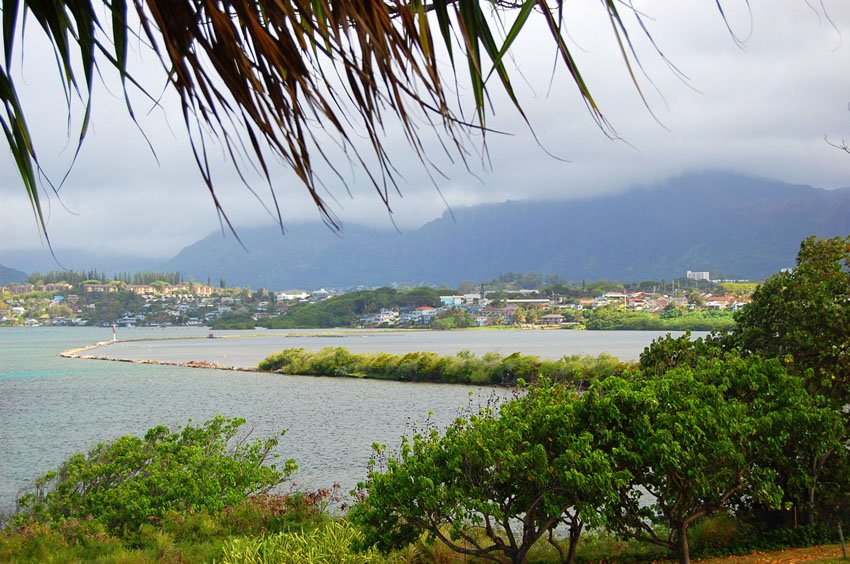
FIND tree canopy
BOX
[15,416,293,532]
[583,353,842,564]
[727,235,850,406]
[350,382,620,564]
[2,1,742,243]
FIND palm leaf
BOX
[1,0,747,245]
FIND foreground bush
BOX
[220,521,395,564]
[350,352,843,564]
[351,381,619,564]
[583,354,843,564]
[1,491,343,563]
[258,347,629,386]
[15,416,295,534]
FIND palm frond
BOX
[1,0,738,243]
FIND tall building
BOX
[686,271,710,281]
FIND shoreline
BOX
[59,339,259,373]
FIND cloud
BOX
[2,0,849,259]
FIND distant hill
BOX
[164,171,850,288]
[0,264,28,285]
[0,264,27,285]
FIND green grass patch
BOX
[258,347,631,386]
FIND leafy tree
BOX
[660,304,683,319]
[728,235,850,406]
[351,383,618,564]
[642,329,850,528]
[514,307,526,324]
[16,417,293,534]
[685,289,705,308]
[717,236,850,525]
[580,353,843,564]
[638,331,723,376]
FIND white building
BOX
[686,271,710,281]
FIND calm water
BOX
[86,327,695,367]
[0,327,699,513]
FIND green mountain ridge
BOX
[164,171,850,288]
[0,264,28,285]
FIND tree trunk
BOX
[676,523,691,564]
[808,484,817,525]
[566,522,583,564]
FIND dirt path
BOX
[698,544,846,563]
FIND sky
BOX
[2,1,850,260]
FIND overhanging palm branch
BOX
[0,1,736,242]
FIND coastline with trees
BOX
[4,236,850,562]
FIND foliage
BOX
[580,353,844,564]
[638,331,725,376]
[720,236,850,526]
[430,310,476,330]
[583,306,735,331]
[210,313,258,330]
[29,270,186,287]
[265,287,441,329]
[648,325,850,531]
[1,490,342,563]
[15,417,293,534]
[258,347,629,387]
[350,382,619,563]
[220,521,393,564]
[76,291,146,325]
[728,235,850,406]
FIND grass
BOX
[258,347,631,387]
[3,516,849,563]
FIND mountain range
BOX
[159,171,850,288]
[0,264,27,285]
[4,171,849,288]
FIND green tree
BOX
[514,307,526,325]
[685,289,705,308]
[729,235,850,406]
[581,353,843,564]
[350,382,618,564]
[638,331,723,376]
[16,416,294,534]
[721,236,850,525]
[660,304,683,319]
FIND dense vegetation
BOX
[263,287,442,329]
[14,417,293,532]
[347,235,850,564]
[5,237,850,563]
[352,355,841,564]
[2,417,347,562]
[258,348,628,387]
[27,270,188,287]
[210,287,440,329]
[583,307,735,331]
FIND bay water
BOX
[0,326,699,513]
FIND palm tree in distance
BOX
[2,1,740,245]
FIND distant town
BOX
[0,269,753,330]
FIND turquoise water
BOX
[0,327,511,513]
[0,326,692,514]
